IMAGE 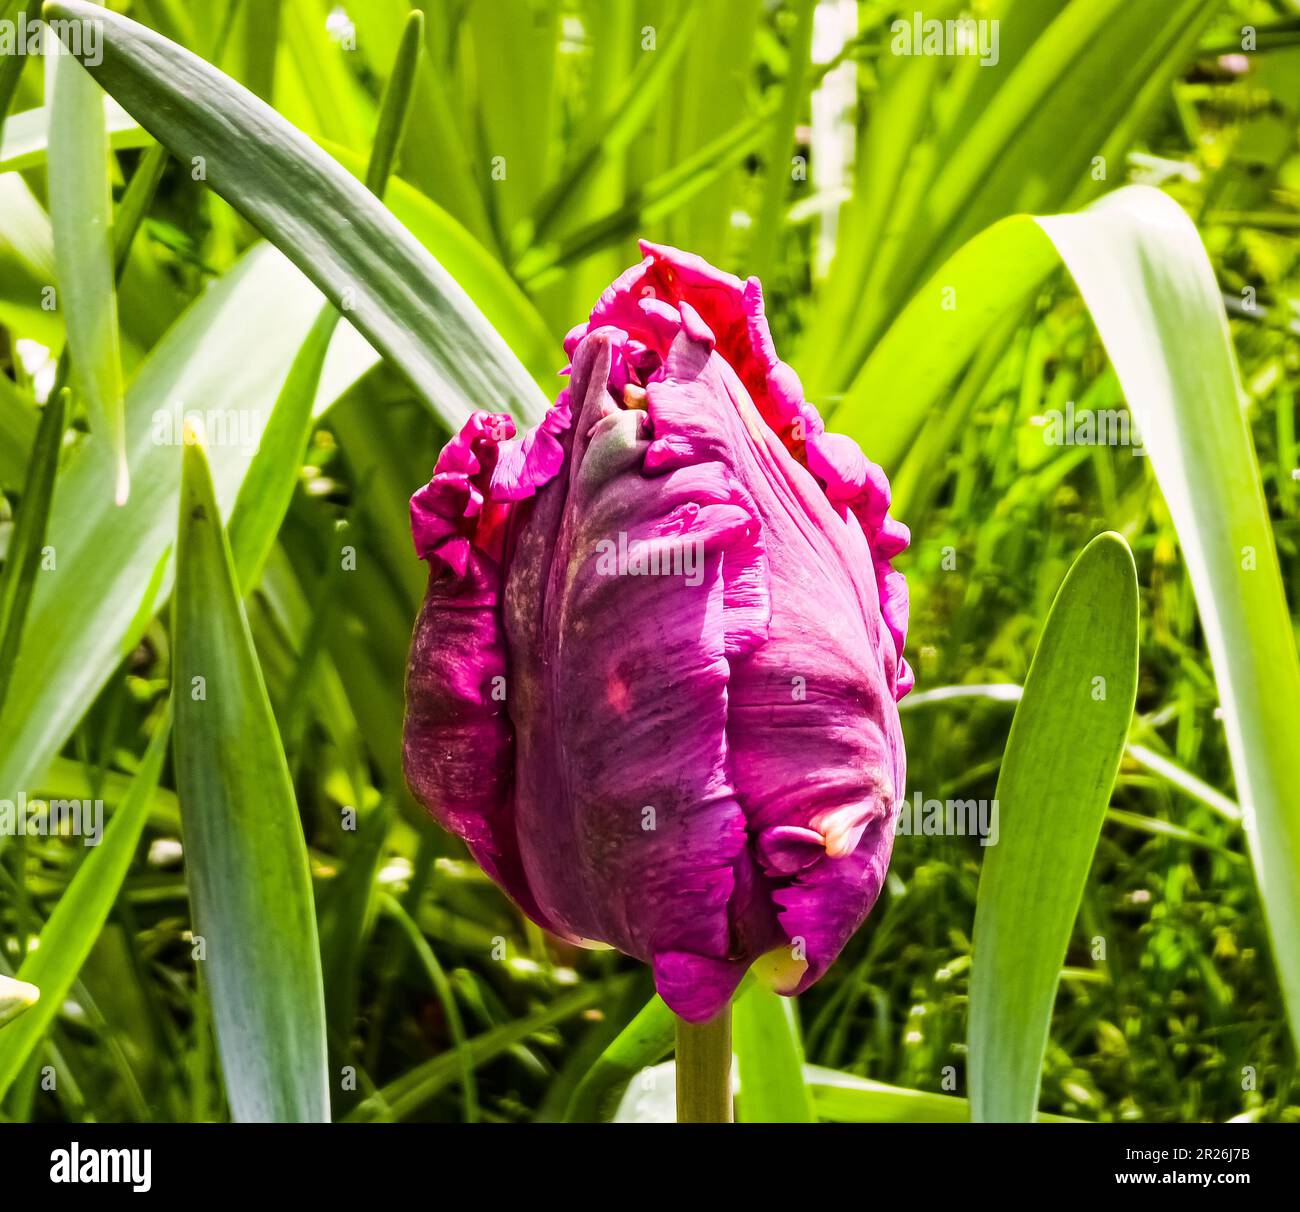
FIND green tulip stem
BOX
[675,1003,734,1123]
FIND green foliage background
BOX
[1,0,1298,1123]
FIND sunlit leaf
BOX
[969,532,1139,1122]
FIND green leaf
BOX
[809,1067,1077,1124]
[733,985,815,1124]
[362,9,422,197]
[46,0,549,426]
[1037,184,1300,1055]
[969,532,1139,1122]
[378,892,478,1124]
[0,391,64,719]
[46,10,127,502]
[172,434,328,1123]
[0,245,377,864]
[226,307,338,594]
[0,715,168,1094]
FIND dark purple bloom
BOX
[404,243,910,1021]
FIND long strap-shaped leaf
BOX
[173,434,329,1123]
[969,532,1138,1122]
[45,0,549,427]
[1037,187,1300,1053]
[47,6,128,503]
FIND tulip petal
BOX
[503,330,784,1019]
[629,240,912,699]
[405,386,577,930]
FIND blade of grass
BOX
[378,892,478,1124]
[46,0,548,425]
[172,432,328,1123]
[969,532,1139,1122]
[345,978,625,1123]
[46,6,127,502]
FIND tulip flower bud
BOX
[405,243,910,1022]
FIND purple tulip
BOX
[404,243,911,1022]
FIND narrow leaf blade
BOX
[172,434,328,1123]
[46,13,127,501]
[733,985,815,1123]
[969,531,1139,1122]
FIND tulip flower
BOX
[404,243,910,1035]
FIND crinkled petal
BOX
[505,328,776,1021]
[404,388,575,930]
